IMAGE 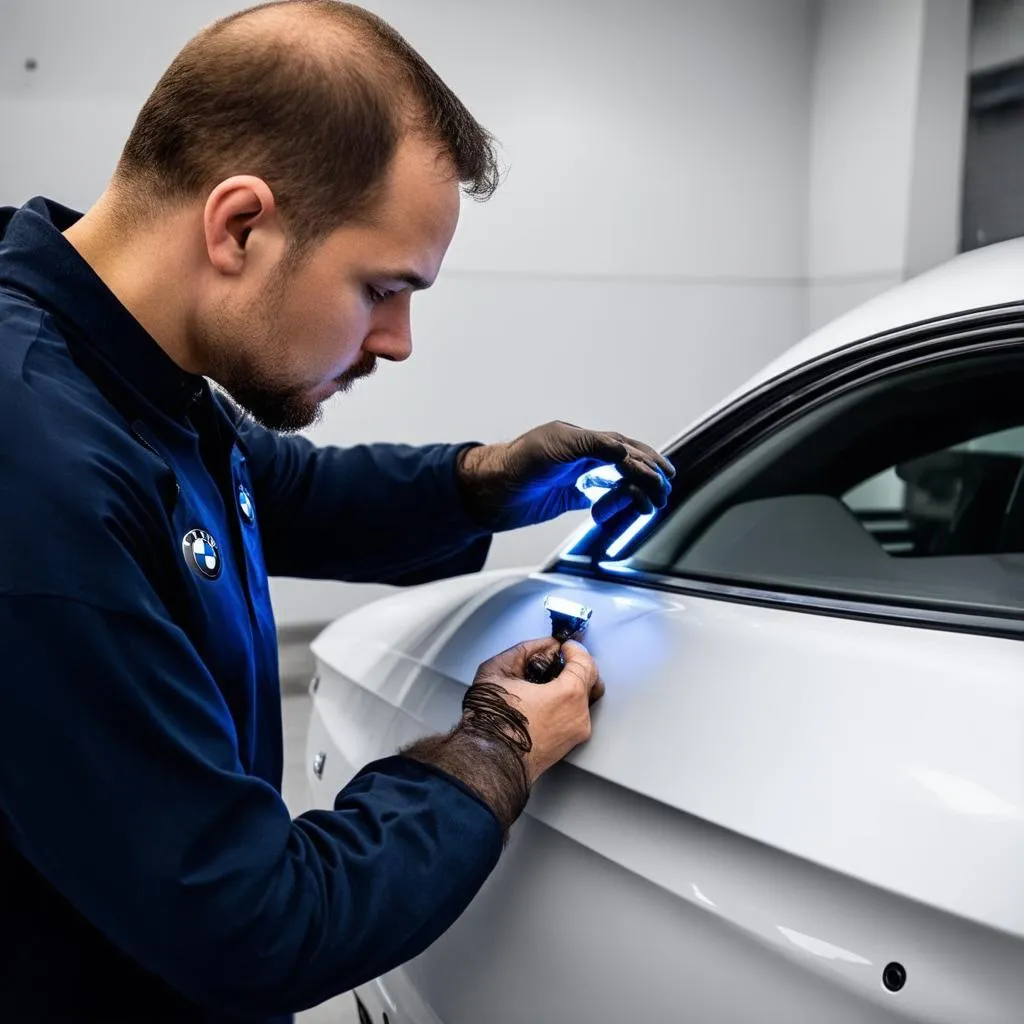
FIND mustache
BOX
[334,354,378,391]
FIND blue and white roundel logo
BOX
[238,484,255,524]
[182,528,221,580]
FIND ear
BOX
[203,176,281,276]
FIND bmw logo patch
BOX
[238,484,255,524]
[182,528,221,580]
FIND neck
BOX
[63,190,204,374]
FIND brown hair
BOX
[114,0,499,247]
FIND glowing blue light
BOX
[561,463,659,562]
[558,518,600,561]
[575,465,622,504]
[597,560,639,575]
[605,511,655,558]
[558,465,621,560]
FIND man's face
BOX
[199,137,461,431]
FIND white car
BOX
[305,240,1024,1024]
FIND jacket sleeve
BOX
[232,411,492,584]
[0,590,503,1016]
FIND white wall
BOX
[0,0,815,627]
[806,0,970,331]
[971,0,1024,72]
[906,0,971,279]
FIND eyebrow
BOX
[383,270,433,291]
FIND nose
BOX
[364,293,413,363]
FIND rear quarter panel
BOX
[308,573,1024,1023]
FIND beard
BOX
[199,280,377,432]
[215,351,377,432]
[334,351,379,393]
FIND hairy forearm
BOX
[402,681,532,839]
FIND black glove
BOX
[456,421,675,532]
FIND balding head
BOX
[114,0,498,249]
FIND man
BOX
[0,2,673,1020]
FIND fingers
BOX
[482,637,561,678]
[478,636,605,699]
[611,432,675,479]
[555,640,604,702]
[538,422,674,481]
[525,646,565,684]
[485,637,605,781]
[617,448,672,505]
[573,434,630,466]
[564,424,674,479]
[607,451,667,503]
[559,426,673,512]
[591,482,652,525]
[591,486,632,523]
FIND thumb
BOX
[554,640,605,702]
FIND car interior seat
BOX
[899,451,1024,557]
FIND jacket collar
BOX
[0,196,206,420]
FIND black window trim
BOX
[550,301,1024,642]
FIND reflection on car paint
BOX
[691,883,718,909]
[776,926,873,966]
[909,765,1021,819]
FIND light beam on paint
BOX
[776,926,871,965]
[911,766,1020,819]
[691,883,717,909]
[597,560,637,575]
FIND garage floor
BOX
[283,693,361,1024]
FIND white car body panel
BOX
[306,245,1024,1022]
[756,238,1024,383]
[308,571,1024,1023]
[663,237,1024,453]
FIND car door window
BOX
[627,353,1024,617]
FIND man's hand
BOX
[402,637,604,836]
[468,637,604,783]
[457,421,675,532]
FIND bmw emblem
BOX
[238,484,255,524]
[182,528,221,580]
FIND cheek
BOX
[315,304,367,370]
[278,294,367,370]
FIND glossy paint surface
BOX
[308,571,1024,1023]
[306,254,1024,1022]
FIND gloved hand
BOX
[456,420,675,532]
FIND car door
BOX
[319,308,1024,1024]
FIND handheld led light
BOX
[575,465,623,503]
[543,595,594,641]
[567,464,657,561]
[525,595,594,684]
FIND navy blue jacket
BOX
[0,198,501,1022]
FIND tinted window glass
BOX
[629,354,1024,616]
